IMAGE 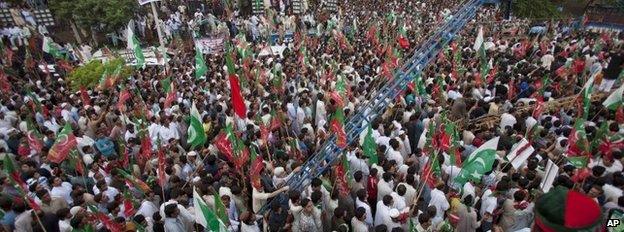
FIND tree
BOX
[67,58,133,91]
[50,0,138,44]
[513,0,561,19]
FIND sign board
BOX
[137,0,160,5]
[195,37,225,54]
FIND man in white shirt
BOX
[374,195,394,226]
[352,207,370,232]
[428,183,449,225]
[355,189,373,226]
[252,185,289,213]
[50,177,73,205]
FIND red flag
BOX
[80,86,91,107]
[572,168,591,183]
[214,132,234,160]
[329,91,345,107]
[334,163,349,197]
[330,119,347,148]
[249,154,264,189]
[121,146,130,168]
[0,70,11,93]
[157,148,166,187]
[139,136,152,161]
[422,161,437,188]
[486,67,498,84]
[26,131,43,153]
[259,124,269,143]
[398,37,409,49]
[164,84,176,109]
[532,99,545,119]
[616,106,624,124]
[117,88,131,112]
[94,212,123,232]
[229,74,247,118]
[123,195,136,217]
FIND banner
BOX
[138,0,160,5]
[195,37,225,54]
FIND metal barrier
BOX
[257,0,484,214]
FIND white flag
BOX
[506,138,535,169]
[473,26,484,51]
[540,159,559,193]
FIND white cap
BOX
[188,151,198,157]
[389,208,400,218]
[273,166,285,177]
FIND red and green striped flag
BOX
[48,123,77,163]
[330,108,347,148]
[117,169,151,194]
[567,119,590,168]
[4,156,26,190]
[26,120,43,153]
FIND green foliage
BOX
[513,0,562,19]
[50,0,138,34]
[67,58,133,91]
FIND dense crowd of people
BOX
[0,0,623,231]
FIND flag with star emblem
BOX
[454,137,499,185]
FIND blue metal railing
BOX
[258,0,484,214]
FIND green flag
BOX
[127,25,145,68]
[455,137,499,185]
[193,188,228,231]
[362,125,378,165]
[195,48,208,78]
[187,102,207,149]
[602,82,624,110]
[214,194,230,226]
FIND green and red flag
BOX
[215,124,249,169]
[89,205,124,232]
[48,123,77,163]
[330,108,348,148]
[567,119,590,168]
[26,120,43,153]
[249,148,264,189]
[117,169,151,194]
[4,156,26,190]
[334,155,350,197]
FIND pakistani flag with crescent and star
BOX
[187,102,207,149]
[454,136,499,185]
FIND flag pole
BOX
[150,1,167,71]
